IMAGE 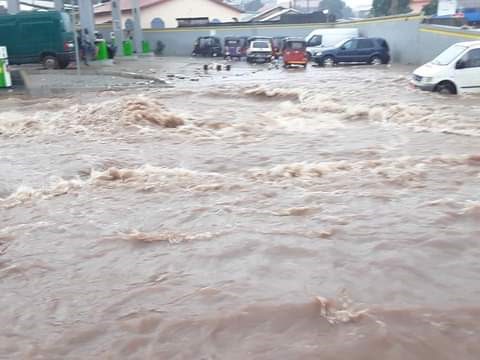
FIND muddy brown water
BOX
[1,61,480,359]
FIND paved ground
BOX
[6,56,416,97]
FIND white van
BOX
[411,41,480,95]
[305,28,359,58]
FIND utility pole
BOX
[78,0,95,44]
[7,0,20,14]
[111,0,124,54]
[131,0,143,54]
[54,0,64,11]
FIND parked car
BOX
[0,10,75,69]
[282,38,308,68]
[192,36,222,57]
[312,37,390,67]
[411,41,480,95]
[305,28,359,59]
[246,40,273,63]
[247,36,273,51]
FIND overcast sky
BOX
[344,0,373,9]
[0,0,375,11]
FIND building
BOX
[94,0,243,29]
[409,0,430,12]
[247,6,301,21]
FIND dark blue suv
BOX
[312,37,390,67]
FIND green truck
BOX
[0,11,75,69]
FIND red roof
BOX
[95,0,243,15]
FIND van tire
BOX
[436,81,457,95]
[42,55,59,70]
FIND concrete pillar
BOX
[79,0,95,43]
[54,0,64,11]
[111,0,124,52]
[131,0,143,54]
[7,0,20,14]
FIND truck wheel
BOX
[42,55,59,70]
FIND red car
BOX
[282,38,308,68]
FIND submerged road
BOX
[1,58,480,359]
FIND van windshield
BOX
[431,45,467,65]
[61,12,72,32]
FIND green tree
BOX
[371,0,411,16]
[422,0,438,15]
[371,0,391,17]
[342,6,354,18]
[319,0,347,18]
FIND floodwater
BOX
[1,60,480,359]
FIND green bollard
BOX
[142,40,151,54]
[0,46,11,88]
[123,40,133,56]
[96,41,108,61]
[0,59,6,88]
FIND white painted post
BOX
[112,0,125,54]
[54,0,64,11]
[79,0,95,44]
[7,0,20,14]
[131,0,143,54]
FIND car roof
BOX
[284,37,305,42]
[248,36,272,40]
[453,40,480,48]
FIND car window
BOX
[253,41,270,49]
[342,40,356,50]
[460,48,480,68]
[308,35,322,47]
[357,39,374,49]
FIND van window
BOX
[308,35,322,47]
[461,48,480,68]
[357,39,374,49]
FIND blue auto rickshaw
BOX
[224,36,248,59]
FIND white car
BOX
[411,41,480,95]
[246,41,273,64]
